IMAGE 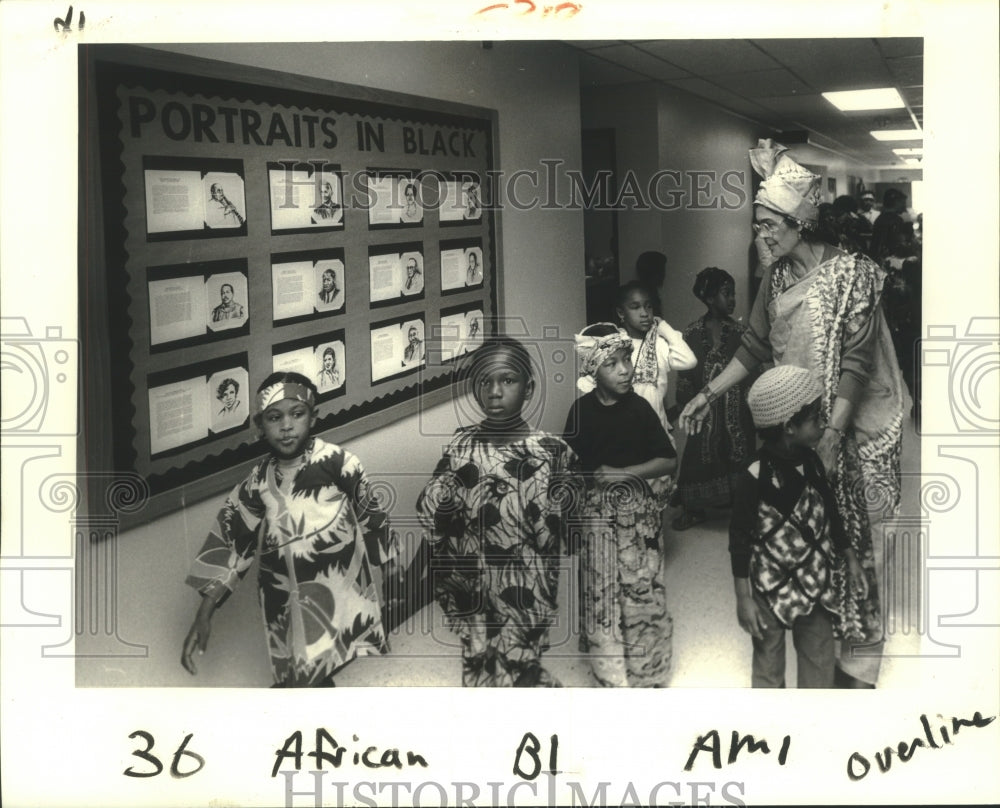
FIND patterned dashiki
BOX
[416,425,580,687]
[564,391,675,687]
[186,438,394,686]
[674,313,757,510]
[739,447,847,628]
[751,249,903,649]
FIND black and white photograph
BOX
[369,247,425,304]
[440,240,484,291]
[204,173,247,229]
[439,303,485,361]
[314,260,345,312]
[366,171,424,226]
[370,315,426,381]
[272,333,346,398]
[267,163,345,231]
[143,161,247,237]
[208,368,251,432]
[270,253,346,321]
[205,272,249,331]
[2,4,999,807]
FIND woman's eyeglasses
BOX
[751,220,782,236]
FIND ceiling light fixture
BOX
[822,88,905,111]
[871,129,923,141]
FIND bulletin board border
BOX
[79,44,503,530]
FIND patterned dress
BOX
[416,426,580,687]
[564,392,675,687]
[741,248,904,656]
[186,438,394,686]
[674,314,757,510]
[626,318,697,503]
[731,447,848,626]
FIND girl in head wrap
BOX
[563,324,676,687]
[182,372,395,687]
[672,267,757,530]
[679,140,905,689]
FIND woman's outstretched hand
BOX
[679,393,711,435]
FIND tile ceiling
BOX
[566,38,923,169]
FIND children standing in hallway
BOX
[182,372,394,687]
[416,337,580,687]
[564,324,676,687]
[672,267,757,530]
[616,280,697,449]
[729,365,866,688]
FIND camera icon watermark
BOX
[918,317,999,436]
[417,317,577,439]
[0,316,79,436]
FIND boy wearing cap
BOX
[181,372,394,687]
[729,365,867,688]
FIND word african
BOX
[272,729,428,778]
[847,711,995,780]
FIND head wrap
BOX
[574,324,633,393]
[749,138,821,225]
[747,364,823,428]
[256,381,315,414]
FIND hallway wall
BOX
[77,41,587,687]
[580,82,893,337]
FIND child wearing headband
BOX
[563,323,676,687]
[730,364,866,688]
[417,337,580,687]
[181,372,395,687]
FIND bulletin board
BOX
[80,45,500,527]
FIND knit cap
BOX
[747,365,823,428]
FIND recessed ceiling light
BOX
[871,129,923,141]
[892,147,924,156]
[822,88,905,111]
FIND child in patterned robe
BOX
[672,267,757,530]
[564,323,676,687]
[181,372,394,687]
[417,337,580,687]
[729,365,866,688]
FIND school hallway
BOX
[337,392,923,689]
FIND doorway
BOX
[581,128,619,324]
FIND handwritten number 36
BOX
[124,731,205,778]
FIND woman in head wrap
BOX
[679,140,905,688]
